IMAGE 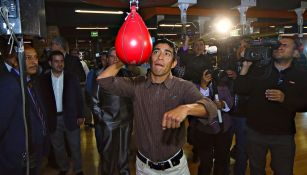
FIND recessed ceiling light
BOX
[157,33,177,36]
[75,10,124,15]
[148,27,157,30]
[284,26,292,28]
[76,27,108,30]
[159,24,190,27]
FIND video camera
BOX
[243,39,281,67]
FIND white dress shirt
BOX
[199,85,230,112]
[4,62,13,72]
[51,71,64,112]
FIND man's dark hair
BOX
[52,36,67,49]
[281,36,301,50]
[2,44,17,61]
[153,38,178,58]
[108,47,116,57]
[48,50,64,61]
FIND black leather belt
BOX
[137,149,183,171]
[56,111,63,116]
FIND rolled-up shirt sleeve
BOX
[182,81,218,121]
[196,98,218,124]
[97,76,135,98]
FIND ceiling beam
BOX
[140,7,305,21]
[82,0,177,8]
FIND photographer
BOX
[195,69,233,175]
[178,35,214,84]
[178,36,214,162]
[235,37,307,175]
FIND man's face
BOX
[273,38,297,62]
[193,40,205,55]
[107,50,119,65]
[150,43,177,77]
[50,55,64,74]
[25,48,39,75]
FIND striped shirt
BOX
[98,74,217,162]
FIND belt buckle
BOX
[149,161,167,170]
[159,162,167,170]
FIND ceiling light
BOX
[284,26,292,28]
[75,10,124,15]
[214,18,232,34]
[157,33,177,36]
[76,27,108,30]
[148,27,157,30]
[304,26,307,29]
[269,26,275,28]
[159,24,190,27]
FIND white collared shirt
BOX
[4,62,13,72]
[51,71,64,112]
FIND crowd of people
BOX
[0,34,307,175]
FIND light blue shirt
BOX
[51,71,64,112]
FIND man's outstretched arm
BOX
[162,101,217,129]
[96,62,124,80]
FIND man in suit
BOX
[0,45,18,74]
[51,36,91,127]
[90,47,134,175]
[51,36,86,83]
[37,50,85,175]
[0,45,47,174]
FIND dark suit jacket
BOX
[0,72,46,174]
[64,54,86,82]
[0,60,10,75]
[37,71,84,133]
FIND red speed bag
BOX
[115,6,153,65]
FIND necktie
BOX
[28,82,47,136]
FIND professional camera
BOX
[206,68,229,86]
[244,39,281,67]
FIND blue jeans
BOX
[231,117,248,175]
[246,127,295,175]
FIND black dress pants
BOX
[99,121,132,175]
[196,128,233,175]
